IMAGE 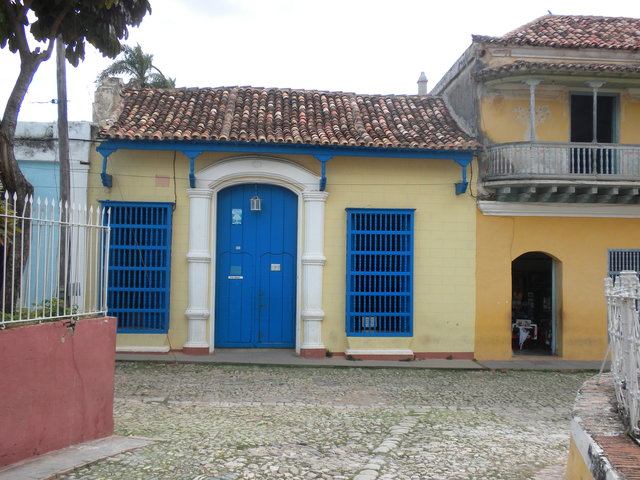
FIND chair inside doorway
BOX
[511,252,555,356]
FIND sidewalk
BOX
[116,348,607,371]
[0,436,153,480]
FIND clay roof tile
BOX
[99,86,479,151]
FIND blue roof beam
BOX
[95,140,478,193]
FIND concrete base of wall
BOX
[0,317,117,468]
[344,349,414,361]
[300,348,327,359]
[182,346,210,355]
[414,352,475,360]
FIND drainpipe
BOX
[524,79,541,141]
[587,81,605,142]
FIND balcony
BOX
[484,142,640,203]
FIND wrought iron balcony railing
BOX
[486,142,640,181]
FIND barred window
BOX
[102,202,173,333]
[608,249,640,277]
[346,209,414,336]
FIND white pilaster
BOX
[184,188,213,351]
[301,191,328,351]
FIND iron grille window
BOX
[608,249,640,277]
[102,202,173,333]
[346,209,414,336]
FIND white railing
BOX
[487,142,640,179]
[0,192,111,328]
[604,271,640,439]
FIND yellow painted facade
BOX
[476,212,640,360]
[480,87,640,144]
[565,438,595,480]
[475,87,640,360]
[89,148,476,356]
[467,43,640,361]
[322,156,476,355]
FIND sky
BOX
[1,0,639,123]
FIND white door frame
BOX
[184,156,328,355]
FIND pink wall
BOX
[0,317,116,467]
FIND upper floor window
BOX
[570,93,617,144]
[570,93,618,174]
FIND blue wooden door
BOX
[215,184,297,347]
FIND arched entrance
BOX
[511,252,558,356]
[183,156,328,356]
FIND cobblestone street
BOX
[59,362,592,480]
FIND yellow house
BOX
[91,80,480,359]
[433,14,640,361]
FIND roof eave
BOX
[96,138,481,162]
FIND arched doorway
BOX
[511,252,557,356]
[184,156,328,356]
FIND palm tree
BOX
[97,44,175,88]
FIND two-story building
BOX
[92,79,480,359]
[433,15,640,361]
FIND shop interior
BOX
[511,252,555,356]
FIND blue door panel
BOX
[216,252,254,345]
[215,184,297,347]
[258,252,296,345]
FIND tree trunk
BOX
[0,51,43,313]
[57,36,71,307]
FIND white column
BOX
[524,79,541,141]
[184,188,213,353]
[300,190,328,355]
[587,81,605,143]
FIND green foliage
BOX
[0,0,152,66]
[0,201,21,247]
[98,43,176,88]
[3,297,79,323]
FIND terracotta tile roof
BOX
[475,60,640,80]
[473,14,640,51]
[99,86,479,151]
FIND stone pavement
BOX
[50,362,592,480]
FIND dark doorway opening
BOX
[511,252,555,356]
[570,93,617,174]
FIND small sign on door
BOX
[232,208,242,225]
[270,263,281,271]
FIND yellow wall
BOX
[476,211,640,361]
[480,91,567,143]
[566,438,595,480]
[322,156,476,355]
[89,148,476,354]
[480,88,640,144]
[89,148,192,349]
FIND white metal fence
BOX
[604,270,640,439]
[0,192,110,328]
